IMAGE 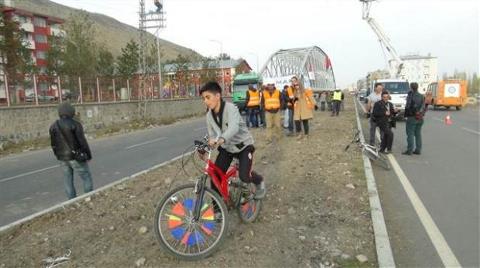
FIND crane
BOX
[360,0,404,78]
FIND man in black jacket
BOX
[403,82,426,155]
[373,91,396,154]
[49,102,93,199]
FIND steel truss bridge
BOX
[260,46,336,91]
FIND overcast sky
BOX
[50,0,479,88]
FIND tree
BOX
[62,12,97,78]
[117,39,139,79]
[172,54,191,95]
[96,46,115,77]
[46,34,65,77]
[0,13,35,87]
[217,53,231,60]
[199,56,217,84]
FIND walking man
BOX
[49,102,93,199]
[366,83,383,145]
[331,89,342,116]
[403,82,426,155]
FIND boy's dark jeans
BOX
[211,146,263,196]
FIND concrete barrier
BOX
[0,99,205,143]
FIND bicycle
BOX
[153,137,262,260]
[345,130,391,170]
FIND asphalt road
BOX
[0,117,207,227]
[359,100,479,267]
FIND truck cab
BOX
[232,73,262,111]
[374,79,410,117]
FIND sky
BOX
[49,0,479,88]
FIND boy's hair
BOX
[374,82,383,88]
[410,82,419,91]
[381,90,390,96]
[200,81,222,95]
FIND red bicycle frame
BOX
[204,159,237,204]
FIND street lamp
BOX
[247,52,259,74]
[209,39,225,92]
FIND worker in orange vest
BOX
[262,79,284,143]
[245,84,260,128]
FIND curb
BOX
[0,152,191,233]
[353,97,396,267]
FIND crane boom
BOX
[360,0,404,78]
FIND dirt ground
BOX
[0,97,376,268]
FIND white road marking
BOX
[388,155,462,267]
[124,137,167,150]
[461,127,480,135]
[0,165,60,183]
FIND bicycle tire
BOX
[153,183,229,261]
[236,183,262,223]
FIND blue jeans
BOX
[60,160,93,199]
[288,109,294,133]
[247,107,259,128]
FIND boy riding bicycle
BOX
[200,81,266,199]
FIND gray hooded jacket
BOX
[206,101,254,153]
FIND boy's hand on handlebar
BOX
[208,138,217,147]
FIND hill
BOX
[10,0,201,61]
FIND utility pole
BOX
[139,0,166,99]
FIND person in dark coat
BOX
[372,91,396,154]
[49,102,93,199]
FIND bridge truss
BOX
[260,46,336,90]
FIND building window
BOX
[36,51,46,59]
[34,34,47,43]
[33,17,47,27]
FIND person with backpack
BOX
[49,102,93,199]
[403,82,426,155]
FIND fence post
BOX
[33,74,39,106]
[78,76,83,104]
[4,74,10,107]
[58,76,63,103]
[96,77,101,103]
[112,78,116,102]
[127,79,131,101]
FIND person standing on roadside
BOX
[319,91,327,111]
[245,84,260,128]
[403,82,426,155]
[292,76,317,139]
[49,102,93,199]
[262,79,284,143]
[331,89,342,116]
[366,83,384,145]
[283,84,295,136]
[372,91,396,154]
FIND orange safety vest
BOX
[247,90,260,107]
[264,90,281,110]
[287,87,294,108]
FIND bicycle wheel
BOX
[154,183,229,260]
[236,183,262,223]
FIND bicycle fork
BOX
[193,175,208,221]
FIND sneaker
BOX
[254,181,266,199]
[413,150,421,155]
[402,150,412,155]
